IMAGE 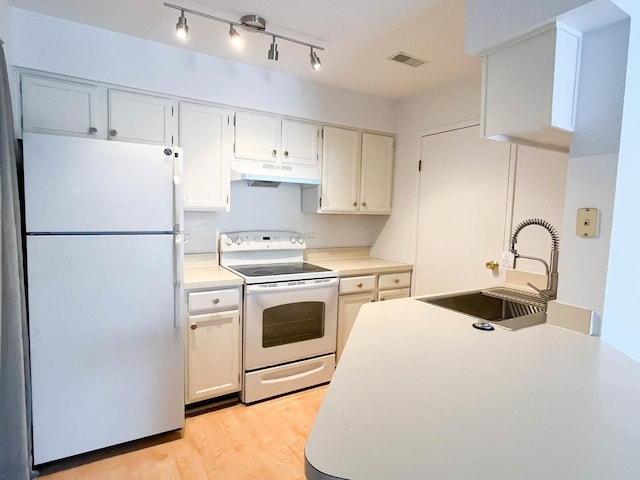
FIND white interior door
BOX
[414,125,512,295]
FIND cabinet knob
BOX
[284,150,289,157]
[109,129,118,137]
[362,202,367,207]
[394,278,400,284]
[88,127,98,135]
[190,324,198,330]
[369,298,376,302]
[380,297,386,301]
[357,283,363,288]
[272,149,277,156]
[352,202,358,207]
[212,298,220,304]
[485,260,499,271]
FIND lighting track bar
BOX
[163,3,325,52]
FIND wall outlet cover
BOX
[576,208,599,238]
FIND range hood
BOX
[230,159,321,187]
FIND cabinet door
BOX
[320,126,361,212]
[415,125,511,295]
[234,111,280,163]
[109,90,176,145]
[360,132,394,214]
[21,75,107,139]
[187,310,241,403]
[337,292,375,363]
[281,119,320,167]
[179,103,233,211]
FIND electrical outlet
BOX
[305,233,317,241]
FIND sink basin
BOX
[416,291,546,330]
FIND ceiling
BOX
[10,0,482,100]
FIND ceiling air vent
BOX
[387,51,427,68]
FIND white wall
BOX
[372,75,482,264]
[9,8,397,254]
[0,0,9,47]
[601,0,640,360]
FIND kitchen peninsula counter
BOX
[304,247,412,276]
[305,296,640,479]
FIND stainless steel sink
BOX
[416,291,546,330]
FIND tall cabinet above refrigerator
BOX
[23,133,184,465]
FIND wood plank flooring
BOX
[39,385,327,480]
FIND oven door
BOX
[244,277,338,371]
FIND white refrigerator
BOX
[23,133,185,465]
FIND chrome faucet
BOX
[509,218,559,301]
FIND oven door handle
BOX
[246,277,339,295]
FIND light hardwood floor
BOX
[40,385,328,480]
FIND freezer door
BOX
[27,234,184,464]
[23,133,177,233]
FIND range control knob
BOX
[290,235,297,243]
[224,236,233,246]
[297,235,304,244]
[234,236,242,245]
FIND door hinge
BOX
[171,135,174,144]
[233,114,236,127]
[171,105,174,116]
[226,195,229,205]
[20,116,23,129]
[418,160,422,172]
[319,197,322,207]
[227,115,230,125]
[233,142,235,153]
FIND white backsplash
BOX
[184,181,388,254]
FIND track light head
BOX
[310,48,322,70]
[229,24,242,48]
[268,37,279,61]
[175,10,188,40]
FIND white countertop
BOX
[183,254,243,290]
[304,247,413,276]
[305,297,640,479]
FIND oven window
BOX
[263,301,325,348]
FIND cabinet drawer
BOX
[339,275,376,294]
[378,271,411,290]
[188,288,240,313]
[378,288,410,302]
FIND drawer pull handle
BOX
[357,283,363,288]
[380,297,386,301]
[394,278,400,283]
[369,298,376,302]
[190,324,198,330]
[212,298,220,304]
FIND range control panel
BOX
[219,231,306,252]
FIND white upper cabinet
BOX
[21,75,108,139]
[20,74,176,146]
[234,111,281,163]
[481,22,581,152]
[232,112,321,178]
[108,90,176,145]
[302,127,394,214]
[179,102,233,211]
[360,132,394,214]
[281,119,321,167]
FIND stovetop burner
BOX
[227,262,333,278]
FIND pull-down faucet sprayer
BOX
[510,218,559,301]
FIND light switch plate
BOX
[576,208,599,238]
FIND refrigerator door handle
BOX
[174,233,184,329]
[172,148,184,234]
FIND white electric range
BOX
[219,231,338,404]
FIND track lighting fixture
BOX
[229,24,242,48]
[164,2,324,70]
[310,48,322,70]
[268,37,279,61]
[175,10,188,40]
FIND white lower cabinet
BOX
[186,287,241,404]
[337,292,375,362]
[336,270,412,362]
